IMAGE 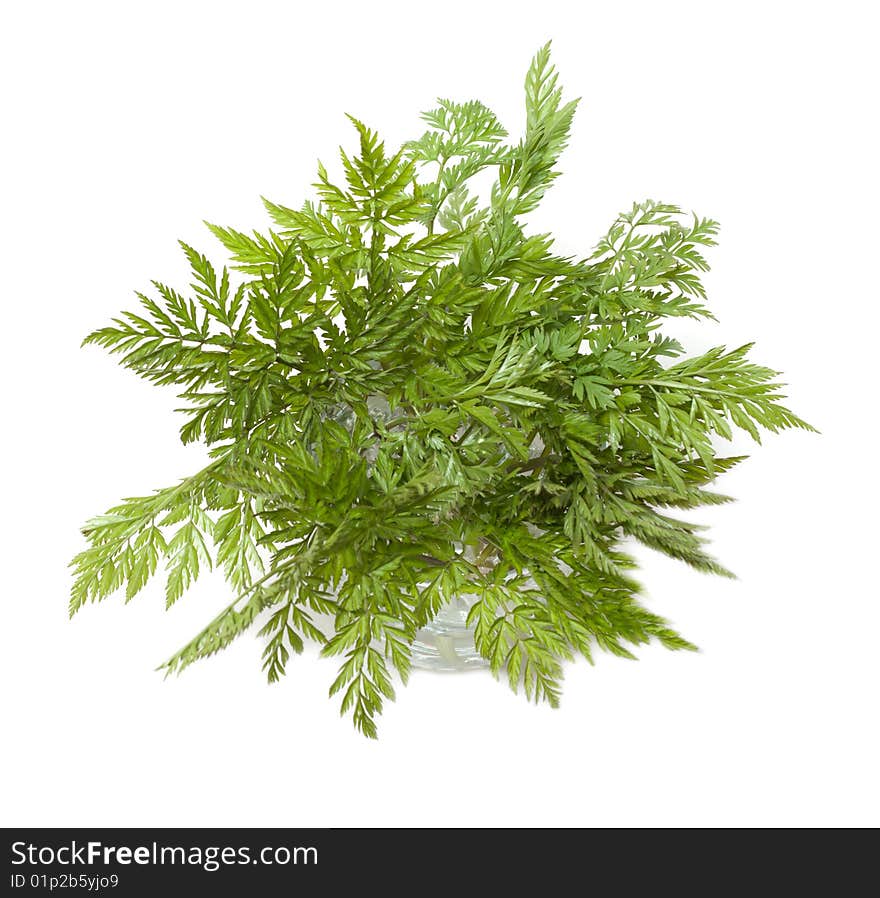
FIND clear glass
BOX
[330,391,543,673]
[410,594,487,671]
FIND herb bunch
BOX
[71,45,813,736]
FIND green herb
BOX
[71,44,813,737]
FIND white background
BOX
[1,1,877,827]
